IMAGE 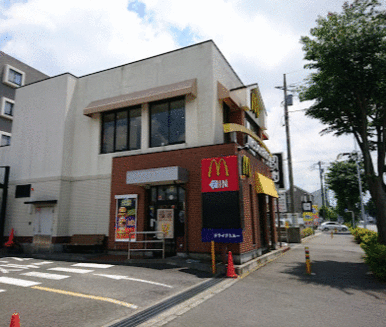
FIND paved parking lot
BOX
[0,256,212,327]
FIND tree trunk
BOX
[367,177,386,245]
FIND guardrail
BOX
[127,231,166,259]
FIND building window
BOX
[150,97,185,147]
[15,184,31,198]
[0,132,11,146]
[101,106,141,154]
[1,97,14,119]
[2,64,25,88]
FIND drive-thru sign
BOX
[201,156,239,193]
[201,155,242,243]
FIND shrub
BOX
[350,228,386,281]
[360,242,386,281]
[301,227,314,238]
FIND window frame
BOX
[100,105,141,154]
[1,97,14,120]
[149,96,185,148]
[2,64,25,88]
[0,131,11,147]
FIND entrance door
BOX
[33,206,54,247]
[148,185,185,256]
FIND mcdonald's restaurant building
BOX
[1,40,278,265]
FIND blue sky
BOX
[0,0,357,192]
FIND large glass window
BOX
[101,106,141,154]
[150,97,185,147]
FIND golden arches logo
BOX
[242,156,251,177]
[208,158,229,177]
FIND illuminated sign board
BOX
[201,156,239,193]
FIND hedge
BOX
[350,227,386,281]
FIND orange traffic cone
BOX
[9,313,20,327]
[226,251,238,278]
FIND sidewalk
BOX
[143,232,386,327]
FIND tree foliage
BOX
[300,0,386,243]
[325,156,366,219]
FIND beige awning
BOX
[217,82,242,111]
[83,79,197,116]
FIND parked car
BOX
[320,221,348,232]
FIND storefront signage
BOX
[201,156,239,193]
[157,209,174,239]
[242,155,251,177]
[272,153,284,189]
[201,228,243,243]
[303,212,313,227]
[114,194,137,242]
[250,88,263,118]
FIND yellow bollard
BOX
[211,240,216,274]
[305,247,311,274]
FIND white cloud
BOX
[0,0,360,193]
[0,0,178,75]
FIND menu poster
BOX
[157,209,174,239]
[115,194,137,242]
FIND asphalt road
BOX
[158,232,386,327]
[0,257,212,327]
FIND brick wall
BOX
[110,144,275,256]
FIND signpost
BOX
[201,155,242,243]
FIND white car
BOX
[320,221,348,232]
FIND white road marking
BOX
[0,277,41,287]
[0,264,39,269]
[0,261,9,263]
[94,274,173,288]
[34,261,53,265]
[21,272,70,280]
[48,267,94,274]
[72,263,114,269]
[0,289,5,293]
[5,257,31,261]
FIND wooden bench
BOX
[65,234,106,253]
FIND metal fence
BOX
[127,231,165,259]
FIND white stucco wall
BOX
[3,41,249,238]
[212,46,244,144]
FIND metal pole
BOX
[283,74,295,224]
[0,166,10,247]
[318,162,325,209]
[276,196,282,248]
[356,156,366,229]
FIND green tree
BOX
[300,0,386,243]
[319,205,338,221]
[325,156,366,221]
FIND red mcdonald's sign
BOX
[201,156,239,193]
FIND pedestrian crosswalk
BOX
[0,257,172,297]
[47,267,94,274]
[0,276,41,287]
[21,271,70,280]
[0,258,113,292]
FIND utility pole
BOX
[283,75,295,223]
[318,161,326,209]
[276,74,295,225]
